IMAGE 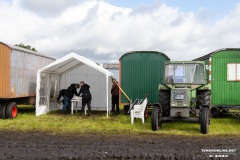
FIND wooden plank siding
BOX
[0,43,11,98]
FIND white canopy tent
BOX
[36,53,114,117]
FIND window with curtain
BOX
[227,63,240,81]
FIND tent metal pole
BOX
[36,71,41,116]
[47,74,51,113]
[106,75,109,117]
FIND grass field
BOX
[0,105,239,136]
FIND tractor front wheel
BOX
[200,107,209,134]
[151,105,162,131]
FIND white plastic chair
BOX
[130,98,148,124]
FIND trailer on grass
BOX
[0,42,55,119]
[119,51,170,109]
[194,48,240,118]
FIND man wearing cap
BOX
[111,79,119,114]
[79,81,92,116]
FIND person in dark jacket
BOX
[57,89,66,104]
[111,79,119,114]
[62,83,79,113]
[79,81,92,116]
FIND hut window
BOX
[227,63,240,81]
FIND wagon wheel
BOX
[6,102,18,119]
[0,103,7,119]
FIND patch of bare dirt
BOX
[0,131,239,159]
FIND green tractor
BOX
[151,61,211,134]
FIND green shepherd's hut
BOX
[119,51,170,106]
[194,48,240,116]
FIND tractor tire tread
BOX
[159,90,170,117]
[151,105,162,131]
[200,107,209,134]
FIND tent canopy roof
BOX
[39,52,114,77]
[36,52,113,117]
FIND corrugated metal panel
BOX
[212,50,240,105]
[10,49,55,98]
[7,43,55,60]
[120,51,170,104]
[0,43,11,98]
[0,42,55,99]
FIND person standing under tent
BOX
[79,81,92,116]
[111,78,119,114]
[62,83,80,114]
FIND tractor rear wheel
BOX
[151,105,162,131]
[6,102,18,119]
[200,107,209,134]
[159,90,170,117]
[0,103,7,119]
[198,90,211,107]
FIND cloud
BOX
[19,0,80,16]
[0,0,240,62]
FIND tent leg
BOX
[106,75,109,117]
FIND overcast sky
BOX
[1,0,240,62]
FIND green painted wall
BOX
[211,50,240,105]
[120,51,170,104]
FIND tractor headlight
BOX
[171,102,177,106]
[182,102,188,106]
